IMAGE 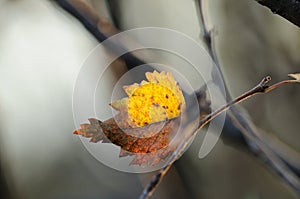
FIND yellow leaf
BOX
[110,70,185,128]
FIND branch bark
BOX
[255,0,300,28]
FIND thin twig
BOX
[139,75,300,199]
[196,0,300,194]
[139,0,300,197]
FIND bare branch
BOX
[228,111,300,193]
[56,0,146,69]
[139,75,300,199]
[195,0,300,195]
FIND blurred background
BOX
[0,0,300,198]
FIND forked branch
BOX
[139,75,300,199]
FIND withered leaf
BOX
[74,114,180,165]
[73,71,204,166]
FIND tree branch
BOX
[56,0,300,197]
[139,74,300,199]
[255,0,300,28]
[56,0,146,69]
[195,0,300,195]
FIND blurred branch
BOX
[255,0,300,28]
[195,0,300,194]
[56,0,146,69]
